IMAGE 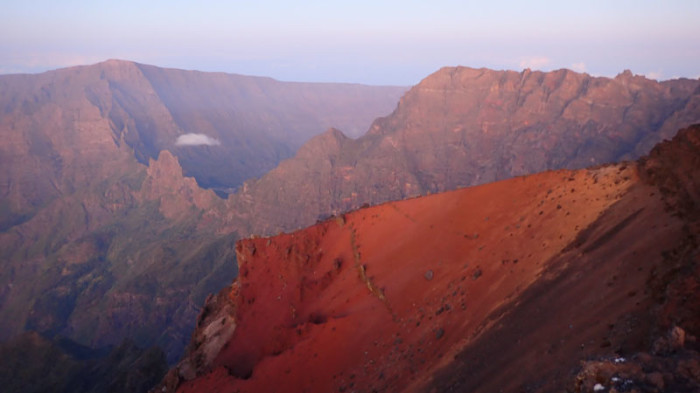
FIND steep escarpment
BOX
[165,125,700,392]
[232,68,700,234]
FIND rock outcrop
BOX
[164,125,700,392]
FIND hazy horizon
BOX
[2,1,699,85]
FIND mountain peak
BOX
[82,59,139,73]
[615,69,638,80]
[294,127,351,158]
[322,127,350,141]
[100,58,136,66]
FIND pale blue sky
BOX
[1,0,698,85]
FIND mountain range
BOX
[231,67,700,234]
[1,60,699,392]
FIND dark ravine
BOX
[0,148,238,363]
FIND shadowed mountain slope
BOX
[231,67,700,234]
[162,125,700,393]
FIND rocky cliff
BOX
[231,67,700,234]
[162,125,700,392]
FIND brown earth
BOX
[162,125,700,392]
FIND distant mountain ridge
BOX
[230,67,700,234]
[0,59,406,192]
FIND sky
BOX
[1,0,699,85]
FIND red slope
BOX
[173,165,641,392]
[167,125,700,393]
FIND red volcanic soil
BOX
[166,126,700,392]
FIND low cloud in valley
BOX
[175,133,221,147]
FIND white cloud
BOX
[175,133,221,146]
[519,56,551,70]
[571,62,586,73]
[645,71,663,80]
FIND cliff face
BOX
[232,68,700,234]
[165,125,700,392]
